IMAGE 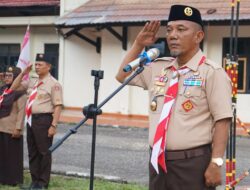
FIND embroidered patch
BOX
[182,100,194,112]
[155,75,168,83]
[54,85,61,91]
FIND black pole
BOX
[89,70,103,190]
[233,0,240,58]
[229,0,235,57]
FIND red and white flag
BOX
[17,25,30,80]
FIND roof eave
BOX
[55,18,250,28]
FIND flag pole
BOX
[232,0,240,185]
[225,1,235,188]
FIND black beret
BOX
[168,5,203,27]
[35,53,51,64]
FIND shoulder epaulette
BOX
[152,57,175,69]
[204,59,222,69]
[153,57,175,62]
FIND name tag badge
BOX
[183,79,203,86]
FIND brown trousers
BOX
[0,132,23,185]
[27,113,53,188]
[149,145,215,190]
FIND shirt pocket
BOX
[36,88,50,102]
[177,86,203,114]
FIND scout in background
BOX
[12,54,63,189]
[0,66,26,186]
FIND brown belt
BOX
[165,144,211,161]
[32,113,53,119]
[150,144,211,161]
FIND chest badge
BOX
[150,100,157,111]
[182,100,194,112]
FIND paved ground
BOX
[22,123,250,189]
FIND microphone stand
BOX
[88,70,103,190]
[49,66,145,190]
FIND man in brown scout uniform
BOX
[116,4,232,190]
[0,66,26,186]
[15,54,63,189]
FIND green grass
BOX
[0,171,147,190]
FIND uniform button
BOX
[193,71,200,76]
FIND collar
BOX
[38,73,51,84]
[172,49,205,71]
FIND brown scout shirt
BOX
[0,94,26,135]
[26,73,63,114]
[129,50,232,150]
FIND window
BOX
[45,44,59,79]
[0,44,20,72]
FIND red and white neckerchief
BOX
[0,88,13,108]
[150,56,206,174]
[25,81,43,126]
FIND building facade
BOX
[1,0,250,122]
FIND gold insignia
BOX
[39,54,43,58]
[8,67,13,72]
[184,7,193,16]
[182,100,193,112]
[150,100,157,111]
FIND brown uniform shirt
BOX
[0,94,26,134]
[26,73,63,114]
[129,50,232,150]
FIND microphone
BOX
[123,48,160,72]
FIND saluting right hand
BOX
[134,21,161,47]
[22,64,33,75]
